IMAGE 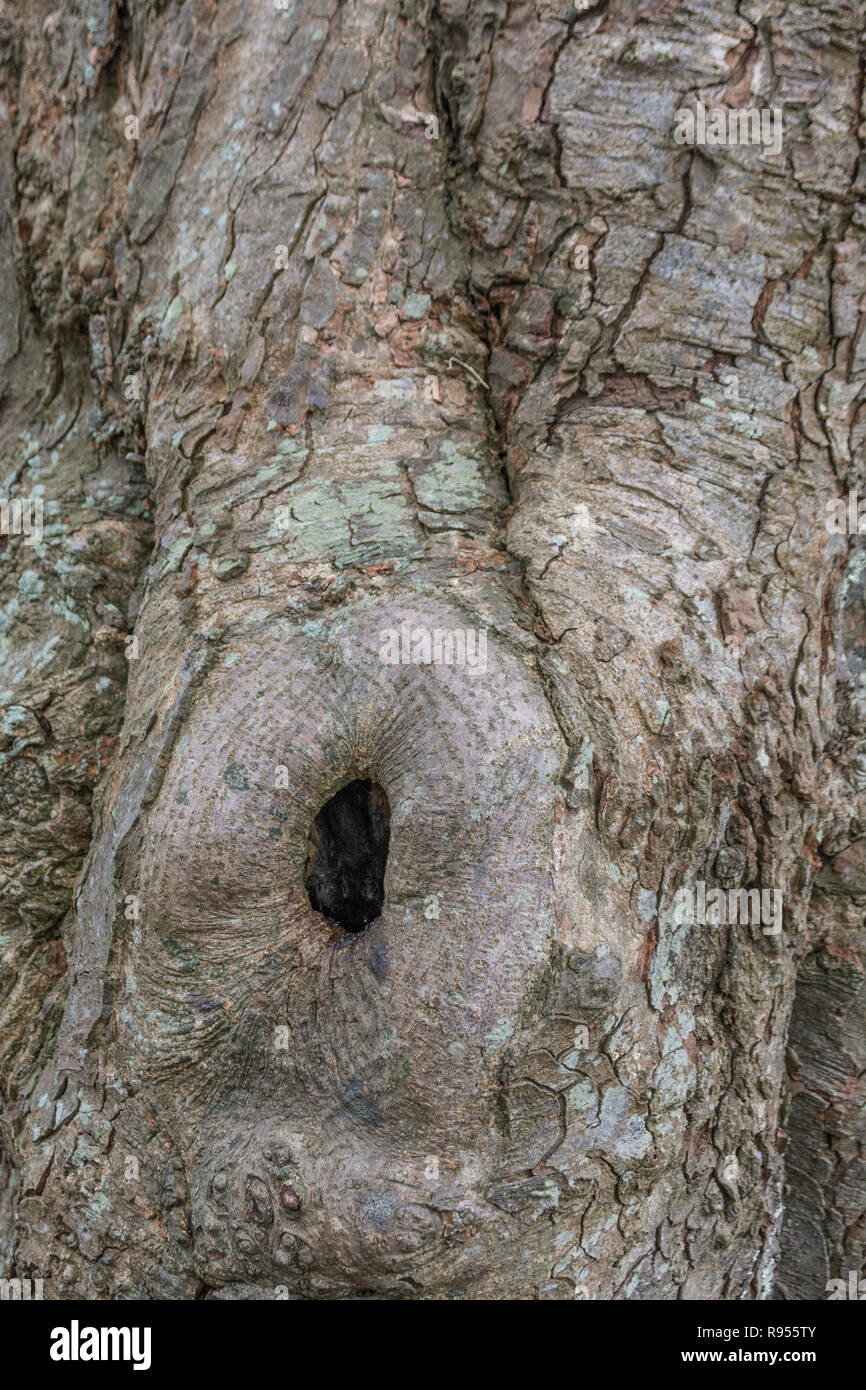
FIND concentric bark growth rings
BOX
[49,599,566,1294]
[305,778,391,934]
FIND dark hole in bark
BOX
[304,779,391,934]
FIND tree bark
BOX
[1,0,864,1300]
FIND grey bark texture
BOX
[0,0,864,1300]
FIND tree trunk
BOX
[1,0,864,1300]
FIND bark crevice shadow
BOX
[304,778,391,934]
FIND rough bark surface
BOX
[0,0,864,1300]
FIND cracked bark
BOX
[0,0,864,1300]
